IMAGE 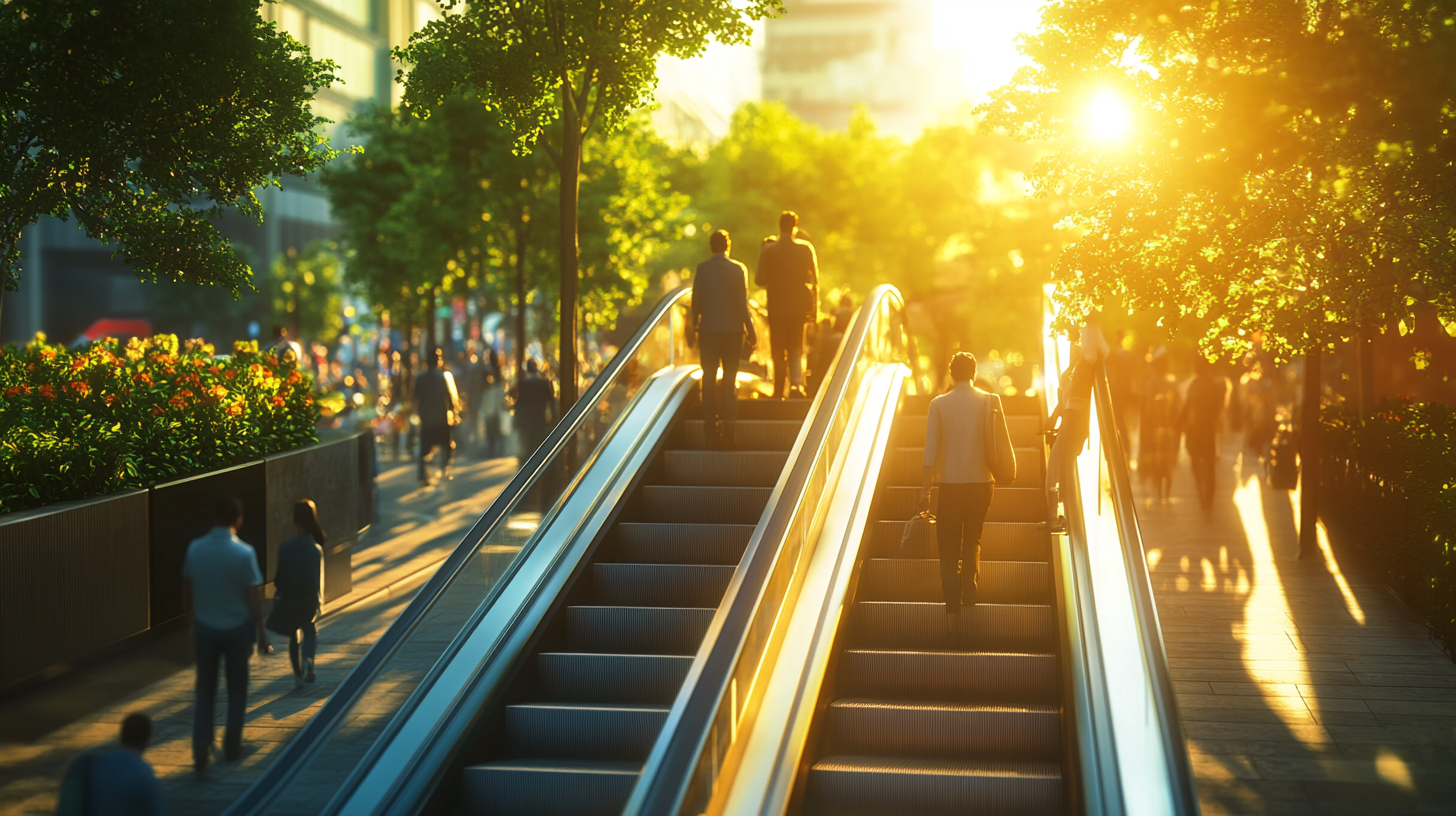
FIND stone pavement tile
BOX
[1297,684,1456,703]
[1302,781,1456,816]
[1189,738,1344,759]
[1173,667,1361,686]
[1354,672,1456,689]
[1210,681,1303,697]
[1365,701,1456,716]
[1190,751,1261,780]
[1193,780,1316,816]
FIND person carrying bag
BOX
[918,352,1017,644]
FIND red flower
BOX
[132,372,153,387]
[224,370,236,380]
[39,384,56,399]
[65,381,90,397]
[151,406,167,417]
[105,394,119,407]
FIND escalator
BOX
[793,391,1062,815]
[459,399,808,815]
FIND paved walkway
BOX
[0,450,519,816]
[1140,438,1456,815]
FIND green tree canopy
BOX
[0,0,338,315]
[396,0,778,406]
[983,0,1456,359]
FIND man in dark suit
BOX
[413,348,462,486]
[691,230,757,449]
[512,359,555,460]
[755,211,819,399]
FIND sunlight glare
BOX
[1084,88,1133,143]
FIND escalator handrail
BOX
[226,286,695,816]
[1091,369,1201,815]
[630,284,911,816]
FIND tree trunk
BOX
[515,226,528,381]
[425,288,438,361]
[1356,329,1375,421]
[1299,346,1322,559]
[0,285,6,342]
[400,315,415,404]
[557,102,582,415]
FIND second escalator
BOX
[792,391,1064,816]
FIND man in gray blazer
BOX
[690,230,757,449]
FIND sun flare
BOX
[1083,88,1133,143]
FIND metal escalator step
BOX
[593,563,736,607]
[537,653,693,704]
[878,487,1044,524]
[858,560,1052,605]
[615,523,753,565]
[462,759,638,816]
[676,420,802,451]
[567,606,715,655]
[899,394,932,415]
[838,650,1057,702]
[852,602,1054,650]
[825,699,1061,761]
[882,447,1044,488]
[1001,394,1042,416]
[689,399,809,421]
[641,486,771,524]
[504,702,668,762]
[869,520,1050,561]
[806,755,1061,816]
[662,450,790,487]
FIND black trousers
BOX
[193,620,253,766]
[936,482,994,614]
[418,425,453,479]
[698,330,742,437]
[767,316,805,395]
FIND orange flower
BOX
[209,366,222,376]
[271,396,286,407]
[132,372,153,386]
[168,396,186,409]
[224,370,236,380]
[105,394,119,407]
[65,381,90,397]
[39,384,56,399]
[70,357,87,372]
[4,384,30,398]
[151,406,167,417]
[40,349,56,361]
[211,385,228,399]
[226,403,243,416]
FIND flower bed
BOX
[1322,400,1456,655]
[1,335,318,515]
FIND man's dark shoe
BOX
[1037,515,1067,534]
[788,387,808,399]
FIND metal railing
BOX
[627,285,924,816]
[1043,311,1200,816]
[227,287,706,816]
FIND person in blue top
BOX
[55,713,162,816]
[267,499,328,691]
[183,496,270,776]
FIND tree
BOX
[0,0,338,336]
[983,0,1456,553]
[396,0,778,410]
[269,241,344,344]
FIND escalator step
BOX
[883,446,1044,487]
[688,399,810,421]
[878,487,1044,523]
[858,559,1052,605]
[662,450,790,487]
[838,649,1057,702]
[1001,394,1043,416]
[615,523,753,565]
[899,394,932,415]
[462,759,638,816]
[806,755,1061,816]
[537,653,693,704]
[593,563,736,607]
[869,521,1050,561]
[852,601,1054,649]
[676,420,802,451]
[641,485,771,524]
[825,699,1061,760]
[567,605,715,655]
[504,703,668,761]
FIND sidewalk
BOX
[0,449,518,816]
[1139,438,1456,815]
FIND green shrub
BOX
[1323,400,1456,656]
[1,335,318,515]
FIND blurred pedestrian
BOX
[919,353,1015,643]
[464,350,490,448]
[833,294,854,334]
[1183,358,1230,515]
[513,359,555,459]
[1043,328,1106,532]
[267,499,326,691]
[413,348,462,486]
[1105,328,1137,454]
[270,326,303,362]
[482,347,506,458]
[755,211,819,399]
[689,229,756,449]
[55,713,161,816]
[183,497,269,776]
[1139,349,1179,504]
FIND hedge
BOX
[1,335,318,515]
[1323,400,1456,656]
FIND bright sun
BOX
[1084,88,1133,143]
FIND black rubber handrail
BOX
[1092,369,1201,815]
[226,286,693,816]
[630,284,911,816]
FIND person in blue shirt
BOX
[183,497,270,775]
[55,713,162,816]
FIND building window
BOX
[309,19,378,100]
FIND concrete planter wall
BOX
[0,490,151,688]
[0,430,372,692]
[149,462,268,628]
[266,432,360,604]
